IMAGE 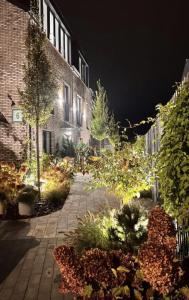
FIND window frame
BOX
[63,82,70,122]
[76,95,83,127]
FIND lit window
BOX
[49,11,55,45]
[55,18,59,51]
[79,57,82,75]
[60,28,64,56]
[65,34,68,62]
[43,0,48,33]
[76,95,82,127]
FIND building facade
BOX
[0,0,92,162]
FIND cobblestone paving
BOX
[0,174,119,300]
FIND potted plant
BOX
[0,191,7,215]
[17,186,36,216]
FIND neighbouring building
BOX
[0,0,93,163]
[145,59,189,202]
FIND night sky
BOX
[54,0,189,127]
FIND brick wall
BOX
[0,0,29,163]
[0,0,92,163]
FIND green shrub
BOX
[108,205,147,254]
[0,162,26,204]
[56,137,76,158]
[45,187,69,208]
[140,189,152,198]
[0,190,7,202]
[17,186,37,204]
[64,210,116,255]
[88,136,153,204]
[157,82,189,225]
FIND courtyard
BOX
[0,174,118,300]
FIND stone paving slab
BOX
[0,174,120,300]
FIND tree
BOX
[108,113,120,148]
[157,82,189,225]
[89,135,153,203]
[91,80,109,152]
[19,19,57,200]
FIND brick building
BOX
[0,0,93,162]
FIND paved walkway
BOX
[0,174,119,300]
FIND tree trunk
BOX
[36,119,41,202]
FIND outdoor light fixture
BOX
[7,93,15,107]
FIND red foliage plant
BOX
[138,206,179,295]
[53,246,138,297]
[53,245,84,296]
[81,248,137,291]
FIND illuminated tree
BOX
[108,113,120,148]
[19,20,57,200]
[91,80,109,152]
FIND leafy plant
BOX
[108,205,147,254]
[108,113,120,148]
[45,185,70,208]
[54,245,141,299]
[88,136,153,204]
[156,82,189,226]
[17,186,37,204]
[91,80,109,151]
[81,248,137,296]
[19,17,58,201]
[24,153,54,185]
[53,245,84,296]
[56,137,76,158]
[138,206,180,295]
[41,166,70,201]
[0,162,26,204]
[64,210,116,255]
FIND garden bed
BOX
[0,158,73,220]
[0,186,70,220]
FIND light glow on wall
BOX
[83,105,86,125]
[58,88,63,106]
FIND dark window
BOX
[64,85,69,122]
[43,131,52,154]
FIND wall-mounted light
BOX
[7,93,15,107]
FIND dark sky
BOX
[54,0,189,126]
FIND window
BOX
[79,57,82,75]
[64,84,70,122]
[60,28,64,55]
[41,0,71,65]
[55,18,59,51]
[76,95,82,127]
[65,34,68,62]
[43,0,48,33]
[49,10,55,45]
[43,131,52,154]
[78,55,89,86]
